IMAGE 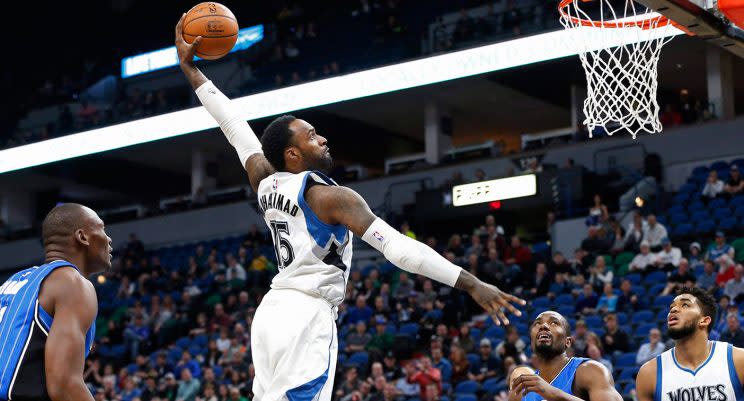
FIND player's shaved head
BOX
[42,203,112,274]
[42,203,98,246]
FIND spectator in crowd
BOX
[697,260,717,290]
[465,234,482,259]
[624,214,645,253]
[643,214,667,251]
[630,240,656,274]
[688,242,704,269]
[430,346,452,384]
[724,264,744,303]
[530,262,551,297]
[586,344,613,373]
[176,367,200,401]
[720,312,744,347]
[548,273,571,297]
[454,324,475,353]
[663,258,696,295]
[702,170,725,200]
[346,321,372,353]
[124,315,150,360]
[575,284,599,314]
[586,194,609,228]
[597,283,619,313]
[504,235,532,266]
[549,251,572,276]
[400,221,416,239]
[495,326,527,364]
[470,338,499,383]
[120,377,141,401]
[446,234,465,258]
[636,328,665,365]
[617,279,645,312]
[572,320,590,357]
[581,226,611,255]
[589,256,613,289]
[409,357,441,400]
[601,313,630,355]
[725,165,744,197]
[347,295,373,324]
[707,231,736,263]
[655,238,682,271]
[448,345,471,386]
[659,104,682,127]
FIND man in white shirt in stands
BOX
[636,328,665,365]
[724,264,744,302]
[642,214,667,251]
[630,240,657,275]
[654,237,681,272]
[702,170,725,200]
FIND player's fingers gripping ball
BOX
[510,366,536,390]
[183,2,238,60]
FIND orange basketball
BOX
[183,3,239,60]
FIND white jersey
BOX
[655,341,743,401]
[256,170,353,308]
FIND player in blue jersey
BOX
[0,203,112,401]
[510,311,622,401]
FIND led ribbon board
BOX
[0,24,682,174]
[452,174,537,207]
[121,24,264,79]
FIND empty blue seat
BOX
[176,337,191,349]
[399,323,419,336]
[634,310,654,322]
[679,183,697,194]
[731,196,744,209]
[645,271,667,283]
[532,296,551,308]
[735,205,744,218]
[688,201,705,212]
[466,353,480,368]
[615,352,637,368]
[695,220,716,234]
[484,326,505,339]
[714,208,732,220]
[690,210,710,222]
[555,294,574,305]
[692,166,710,176]
[482,378,504,393]
[616,312,628,325]
[710,198,727,209]
[455,380,480,394]
[673,223,693,236]
[455,396,477,401]
[711,161,729,171]
[558,305,574,317]
[585,315,603,329]
[348,352,369,367]
[618,367,640,381]
[670,212,688,226]
[634,323,657,337]
[720,217,738,231]
[654,295,675,308]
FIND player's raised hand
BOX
[467,279,525,326]
[175,13,202,66]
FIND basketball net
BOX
[559,0,675,139]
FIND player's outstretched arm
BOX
[174,14,275,192]
[635,358,657,401]
[306,184,525,325]
[42,268,98,401]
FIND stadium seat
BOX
[531,296,551,308]
[584,315,603,329]
[634,323,657,337]
[484,326,505,339]
[348,352,369,367]
[730,196,744,209]
[618,367,640,381]
[455,396,477,401]
[719,216,738,231]
[616,312,628,325]
[695,220,716,235]
[672,223,693,237]
[688,201,705,212]
[555,294,574,305]
[679,183,697,194]
[735,206,744,218]
[656,309,669,322]
[710,198,727,209]
[624,273,642,285]
[692,165,710,176]
[669,212,688,226]
[667,204,685,215]
[653,295,675,308]
[615,352,637,368]
[399,323,420,337]
[645,271,667,283]
[690,210,710,223]
[558,305,574,317]
[634,310,654,323]
[454,380,479,394]
[482,378,503,393]
[672,192,690,204]
[713,208,732,221]
[466,354,480,369]
[176,337,191,349]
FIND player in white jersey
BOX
[175,15,526,401]
[636,287,744,401]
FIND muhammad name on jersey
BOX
[258,192,299,216]
[666,385,729,401]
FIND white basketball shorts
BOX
[251,288,338,401]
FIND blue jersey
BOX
[523,357,589,401]
[0,260,96,401]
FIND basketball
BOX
[183,2,238,60]
[510,366,536,390]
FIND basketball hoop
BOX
[559,0,676,139]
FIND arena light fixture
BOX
[452,174,537,207]
[0,25,682,175]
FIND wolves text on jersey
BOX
[666,385,728,401]
[259,192,299,216]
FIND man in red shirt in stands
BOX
[505,235,532,266]
[409,356,442,399]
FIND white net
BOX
[559,0,675,139]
